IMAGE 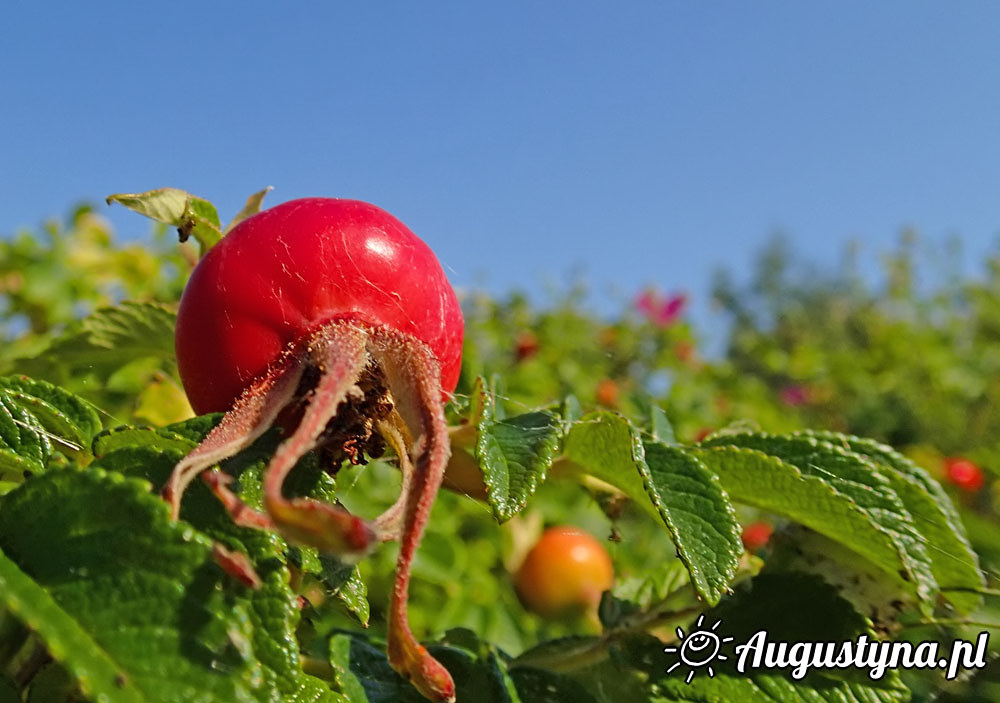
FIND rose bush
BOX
[0,191,992,702]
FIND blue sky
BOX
[4,2,1000,328]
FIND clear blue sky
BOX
[4,2,1000,325]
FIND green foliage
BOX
[710,235,1000,625]
[467,376,562,523]
[0,194,992,702]
[106,187,273,254]
[0,207,191,424]
[562,412,741,606]
[712,234,1000,452]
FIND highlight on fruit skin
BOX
[514,525,614,619]
[162,196,462,702]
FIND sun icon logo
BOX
[664,615,734,684]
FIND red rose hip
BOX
[175,198,463,414]
[165,197,462,702]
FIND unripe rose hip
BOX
[514,526,614,618]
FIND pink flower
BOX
[779,385,810,407]
[634,289,687,327]
[655,294,687,325]
[635,289,658,316]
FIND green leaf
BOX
[0,375,106,478]
[14,303,176,383]
[286,676,346,703]
[328,629,544,703]
[107,188,222,252]
[799,431,983,615]
[164,413,224,443]
[767,525,917,632]
[317,556,370,627]
[224,187,273,234]
[562,412,741,606]
[0,548,147,703]
[562,412,648,514]
[91,440,351,700]
[0,375,102,458]
[93,425,197,458]
[25,664,77,703]
[560,395,583,425]
[512,636,602,671]
[648,406,676,445]
[249,568,346,702]
[474,378,562,522]
[93,420,372,634]
[601,558,697,629]
[328,632,427,702]
[509,666,599,703]
[0,390,51,477]
[90,444,183,489]
[431,629,521,703]
[0,469,264,702]
[0,467,347,702]
[642,442,742,602]
[651,670,910,703]
[0,676,16,703]
[701,432,937,614]
[693,444,926,611]
[511,637,645,703]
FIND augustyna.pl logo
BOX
[665,618,990,683]
[664,615,734,683]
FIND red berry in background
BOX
[166,197,462,702]
[693,427,714,443]
[741,522,773,552]
[514,526,614,619]
[514,330,540,362]
[595,378,620,407]
[944,458,985,493]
